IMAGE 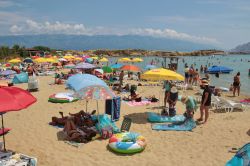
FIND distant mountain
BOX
[231,42,250,53]
[0,34,216,51]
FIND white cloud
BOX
[9,20,219,44]
[0,11,27,25]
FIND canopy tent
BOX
[12,72,29,84]
[141,68,184,81]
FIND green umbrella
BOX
[102,66,112,73]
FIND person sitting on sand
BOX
[180,96,197,119]
[129,89,142,102]
[54,72,63,84]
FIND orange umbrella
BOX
[120,65,141,72]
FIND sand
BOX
[1,75,250,166]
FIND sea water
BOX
[108,54,250,95]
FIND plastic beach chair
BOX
[120,117,132,132]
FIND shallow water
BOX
[108,54,250,95]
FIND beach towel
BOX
[151,119,196,131]
[123,100,154,107]
[226,142,250,166]
[92,114,120,133]
[147,112,186,123]
[0,128,11,136]
[55,92,75,102]
[105,96,121,121]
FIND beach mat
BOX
[226,142,250,166]
[151,119,196,131]
[147,112,186,123]
[0,128,11,136]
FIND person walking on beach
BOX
[233,72,241,96]
[184,65,189,84]
[118,70,124,91]
[197,81,212,124]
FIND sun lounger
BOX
[219,98,245,112]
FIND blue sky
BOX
[0,0,250,49]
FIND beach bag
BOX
[101,126,113,139]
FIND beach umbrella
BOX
[0,70,16,76]
[0,86,37,151]
[110,63,123,69]
[131,58,143,62]
[141,68,184,81]
[74,62,96,69]
[23,58,33,64]
[91,56,99,60]
[34,57,47,63]
[45,58,58,63]
[8,59,21,64]
[102,66,112,73]
[75,57,83,61]
[64,63,76,69]
[120,65,141,72]
[145,64,157,70]
[86,58,93,63]
[118,57,132,62]
[99,57,108,62]
[66,74,114,131]
[206,65,233,74]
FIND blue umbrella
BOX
[207,66,233,74]
[0,70,16,76]
[145,64,157,70]
[66,74,114,100]
[74,62,96,69]
[110,63,123,69]
[85,58,93,63]
[23,58,33,63]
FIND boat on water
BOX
[206,65,233,74]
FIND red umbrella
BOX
[0,86,37,151]
[120,65,141,72]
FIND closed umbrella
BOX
[141,68,184,81]
[0,86,36,151]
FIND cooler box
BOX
[105,96,121,121]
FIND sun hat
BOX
[170,86,178,93]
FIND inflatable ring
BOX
[108,132,146,154]
[48,93,78,103]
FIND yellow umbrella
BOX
[74,57,83,61]
[34,57,47,63]
[91,56,99,60]
[99,57,108,62]
[141,68,184,81]
[8,59,21,63]
[118,57,132,62]
[131,58,143,62]
[45,58,58,63]
[64,55,75,59]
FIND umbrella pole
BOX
[96,100,101,133]
[1,114,6,151]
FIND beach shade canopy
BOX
[23,58,33,63]
[102,66,112,73]
[0,86,37,151]
[120,65,141,72]
[206,65,233,74]
[145,64,157,70]
[110,63,123,69]
[0,70,16,76]
[141,68,184,81]
[131,58,143,62]
[8,59,21,64]
[118,57,132,62]
[74,62,96,69]
[66,74,114,100]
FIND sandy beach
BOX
[1,74,249,166]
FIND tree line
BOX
[0,44,52,60]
